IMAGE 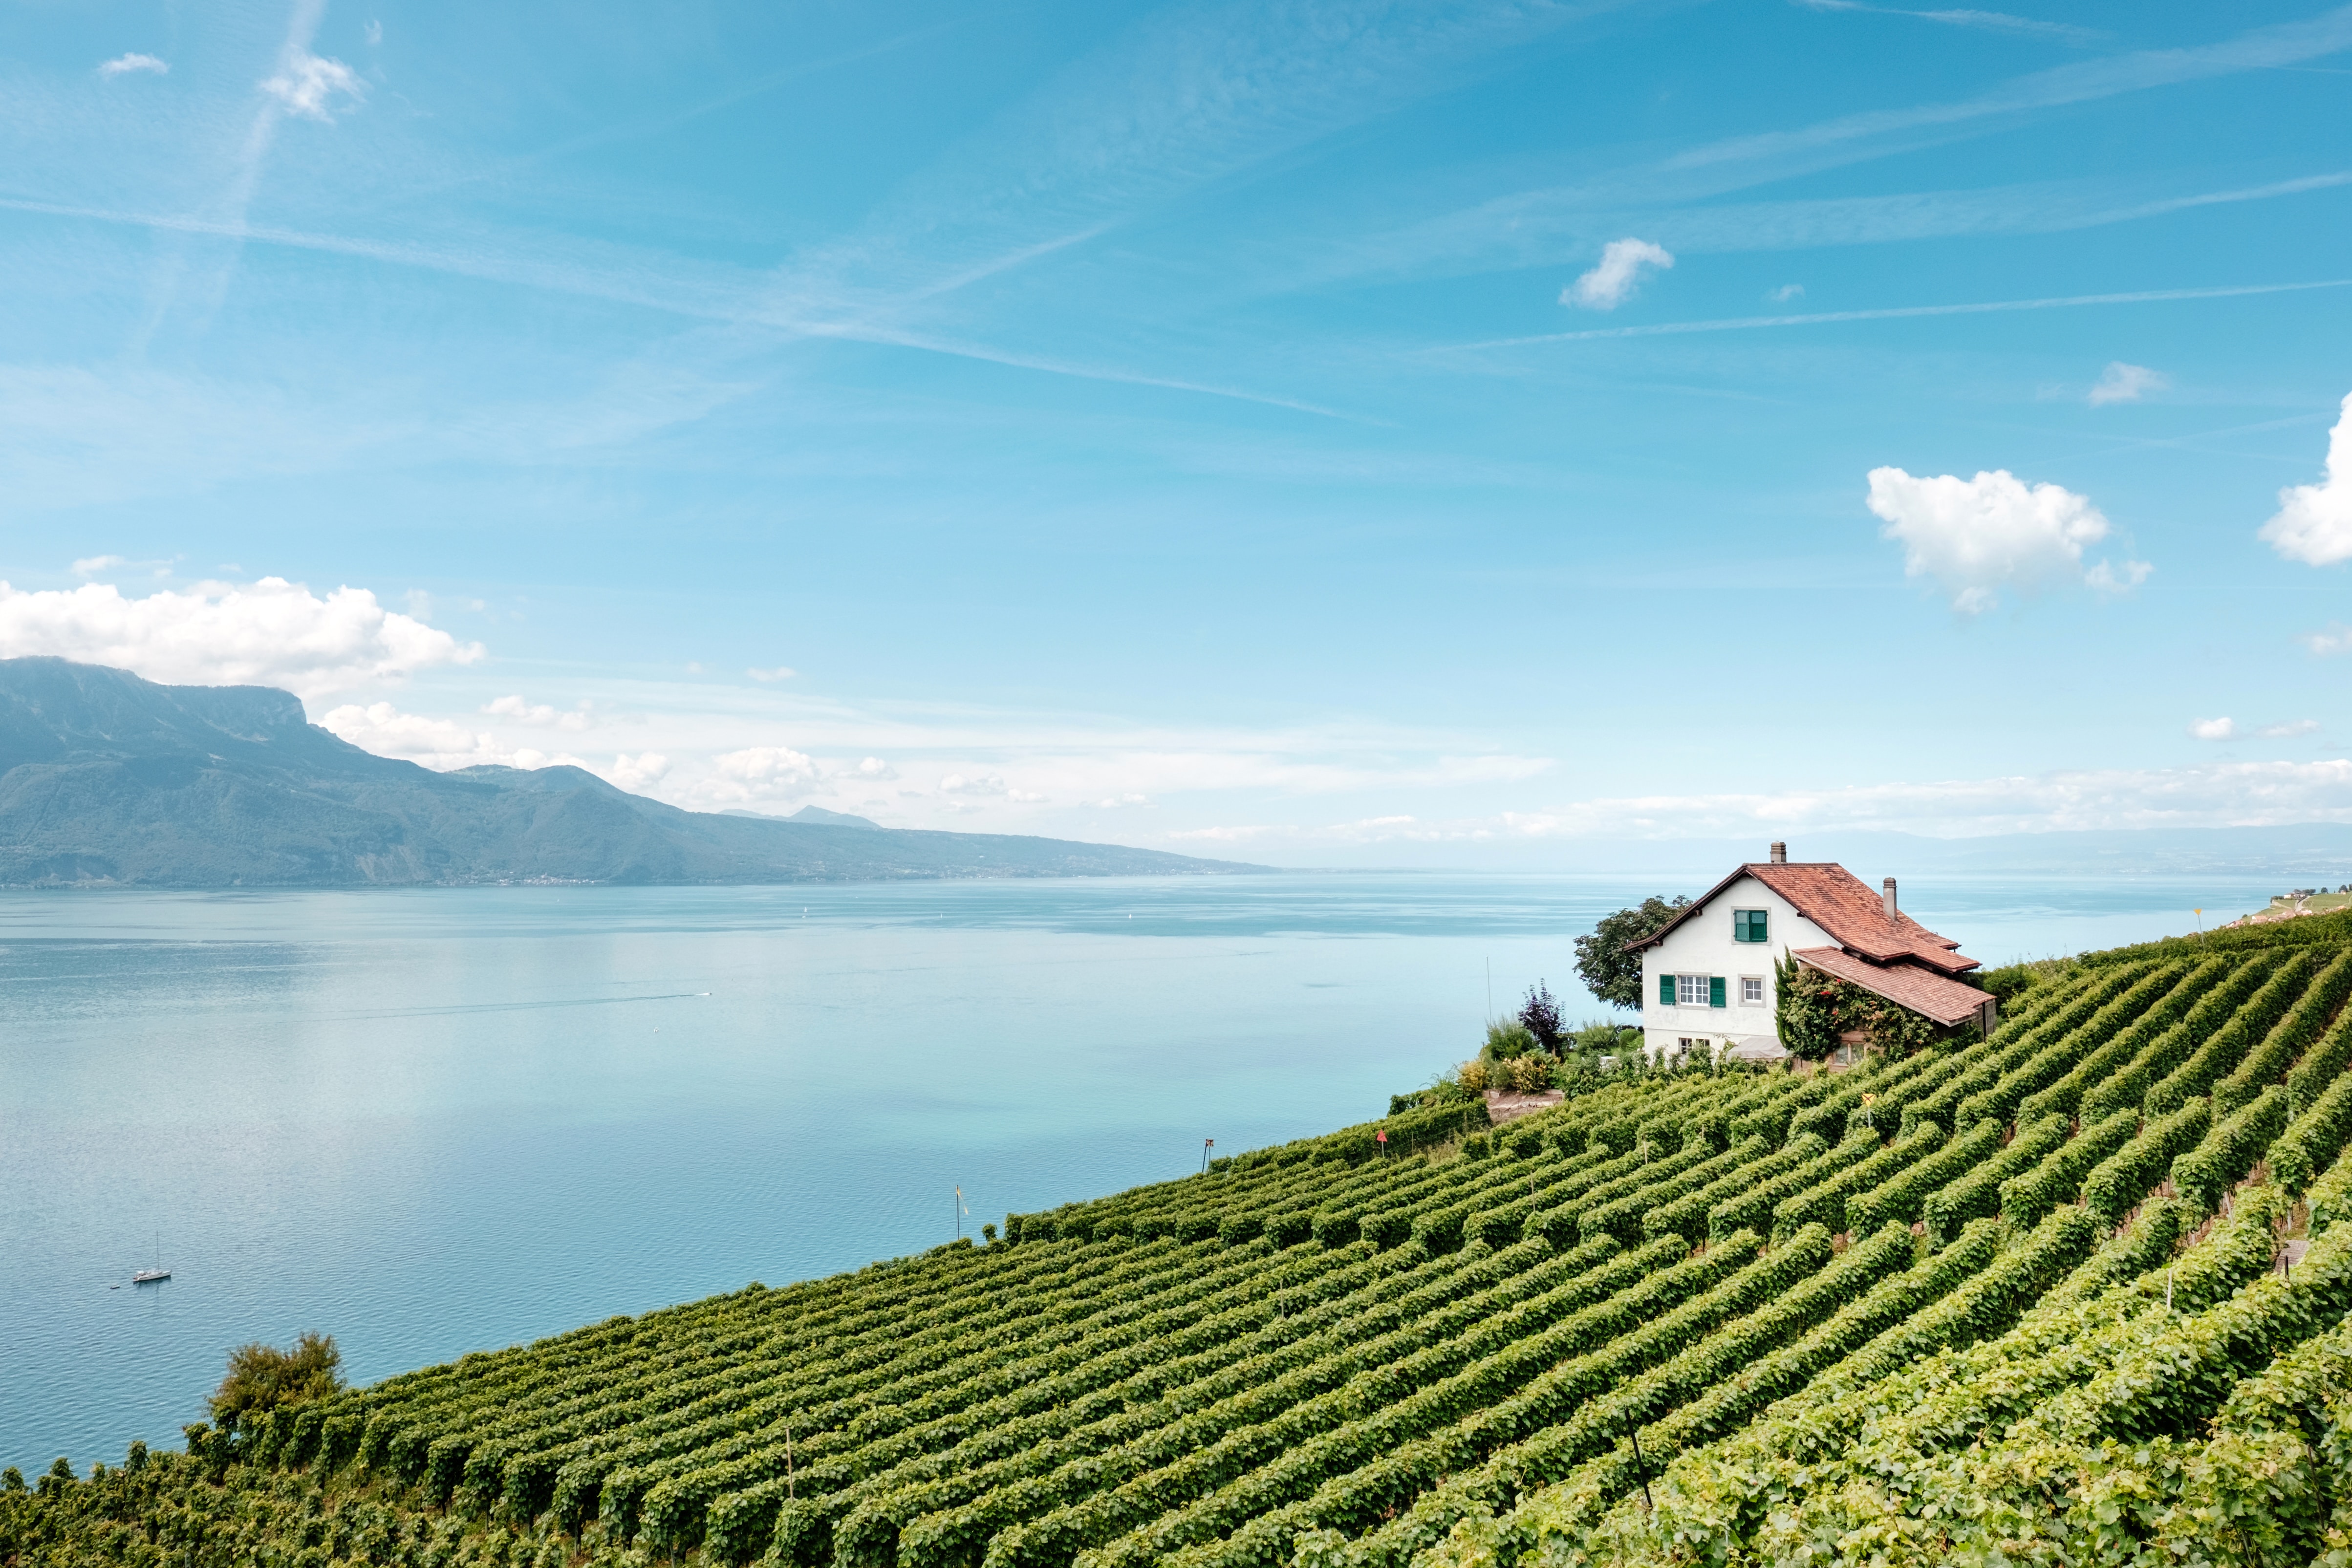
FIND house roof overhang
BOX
[1790,945,1993,1028]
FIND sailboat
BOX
[132,1232,170,1285]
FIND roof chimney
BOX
[1769,841,1787,864]
[1882,877,1899,922]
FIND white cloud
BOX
[2083,558,2153,596]
[2182,716,2315,743]
[1492,758,2352,838]
[2258,393,2352,566]
[746,666,796,682]
[364,20,383,45]
[710,746,821,802]
[1008,789,1048,803]
[312,702,591,773]
[1561,239,1674,310]
[319,702,620,775]
[1767,283,1804,303]
[484,694,592,731]
[1095,793,1152,808]
[1167,824,1278,841]
[71,555,125,576]
[2302,623,2352,655]
[98,53,169,77]
[855,756,897,780]
[940,773,1008,796]
[262,50,365,121]
[2088,361,2167,406]
[0,576,483,699]
[1865,467,2148,613]
[606,753,670,792]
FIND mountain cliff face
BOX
[0,659,1257,887]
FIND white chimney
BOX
[1769,841,1787,864]
[1882,877,1899,921]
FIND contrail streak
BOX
[1451,278,2352,349]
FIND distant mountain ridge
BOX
[0,659,1260,887]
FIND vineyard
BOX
[15,914,2352,1568]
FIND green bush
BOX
[207,1332,344,1436]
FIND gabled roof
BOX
[1624,860,1981,976]
[1790,946,1992,1028]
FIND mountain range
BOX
[0,659,1258,887]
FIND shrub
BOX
[208,1332,344,1434]
[1518,983,1565,1052]
[1503,1056,1553,1094]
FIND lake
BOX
[0,869,2266,1471]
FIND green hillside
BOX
[17,917,2352,1568]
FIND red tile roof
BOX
[1789,946,1993,1028]
[1625,861,1981,976]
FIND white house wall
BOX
[1639,874,1832,1063]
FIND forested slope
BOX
[15,917,2352,1568]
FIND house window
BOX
[1676,974,1726,1008]
[1741,976,1765,1005]
[1733,909,1769,943]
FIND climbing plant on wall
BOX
[1773,955,1947,1061]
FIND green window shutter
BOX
[1660,973,1675,1006]
[1709,976,1727,1008]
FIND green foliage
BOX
[1925,1112,2068,1241]
[2147,950,2320,1116]
[1478,1018,1538,1062]
[1573,895,1690,1011]
[16,932,2352,1568]
[2274,1066,2352,1194]
[2082,1097,2215,1224]
[2171,1084,2290,1213]
[2078,904,2352,968]
[1972,955,2078,1007]
[207,1332,344,1434]
[1772,954,1959,1064]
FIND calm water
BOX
[0,870,2269,1470]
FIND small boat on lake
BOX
[133,1233,170,1284]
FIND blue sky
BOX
[6,0,2352,863]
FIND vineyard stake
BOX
[786,1427,795,1502]
[1627,1418,1653,1513]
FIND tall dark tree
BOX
[1573,895,1693,1011]
[1518,981,1565,1052]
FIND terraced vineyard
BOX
[17,914,2352,1568]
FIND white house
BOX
[1624,842,1997,1065]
